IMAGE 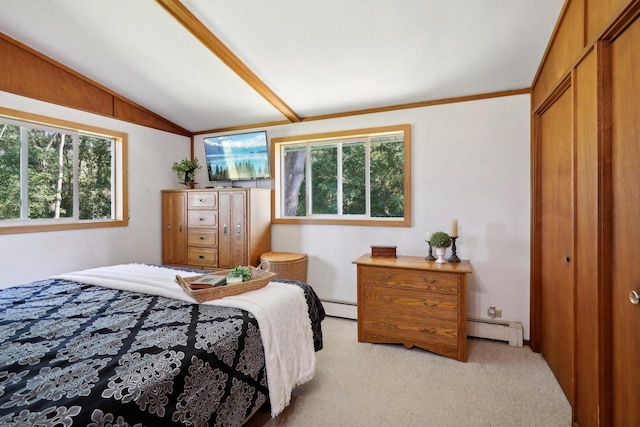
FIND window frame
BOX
[271,124,411,227]
[0,106,128,234]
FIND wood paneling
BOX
[112,98,188,136]
[539,87,574,404]
[573,48,600,427]
[0,33,189,136]
[587,0,629,43]
[532,2,640,425]
[611,17,640,426]
[533,0,585,109]
[0,36,113,115]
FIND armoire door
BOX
[161,191,187,265]
[611,16,640,426]
[218,190,247,268]
[539,87,574,404]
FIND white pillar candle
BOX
[450,220,458,237]
[425,232,432,242]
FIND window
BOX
[272,124,411,226]
[0,107,128,234]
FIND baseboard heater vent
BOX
[467,317,523,347]
[321,303,524,347]
[322,300,357,320]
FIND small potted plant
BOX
[172,158,202,184]
[227,265,251,284]
[429,231,452,264]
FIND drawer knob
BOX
[198,255,205,260]
[199,217,206,221]
[379,274,391,280]
[199,198,205,202]
[199,236,205,240]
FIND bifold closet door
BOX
[538,87,574,404]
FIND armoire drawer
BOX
[188,192,217,209]
[188,247,218,267]
[188,210,217,228]
[187,230,218,247]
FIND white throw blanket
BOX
[54,263,315,417]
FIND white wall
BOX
[2,91,531,339]
[195,94,532,337]
[0,91,190,287]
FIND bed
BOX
[0,264,325,426]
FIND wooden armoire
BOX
[531,1,640,426]
[161,188,271,270]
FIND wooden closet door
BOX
[539,88,574,404]
[611,17,640,426]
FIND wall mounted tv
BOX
[204,130,271,181]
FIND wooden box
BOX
[370,245,397,258]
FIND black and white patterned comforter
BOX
[0,276,324,426]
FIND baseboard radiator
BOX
[467,317,523,347]
[322,300,358,320]
[322,301,524,348]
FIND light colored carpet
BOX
[246,316,572,427]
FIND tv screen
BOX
[203,131,271,181]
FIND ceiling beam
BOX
[156,0,301,123]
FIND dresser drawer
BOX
[361,307,458,346]
[188,192,217,209]
[363,285,458,320]
[361,266,458,294]
[188,210,217,228]
[187,230,218,247]
[188,247,218,267]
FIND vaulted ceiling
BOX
[0,0,564,133]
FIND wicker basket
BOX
[260,252,308,283]
[175,263,276,302]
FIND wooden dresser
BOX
[353,254,471,362]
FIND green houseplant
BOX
[429,231,452,248]
[229,265,252,282]
[429,231,451,264]
[172,158,202,183]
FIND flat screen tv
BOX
[203,130,271,181]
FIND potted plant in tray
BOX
[429,231,452,264]
[172,158,202,185]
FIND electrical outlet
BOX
[488,306,502,318]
